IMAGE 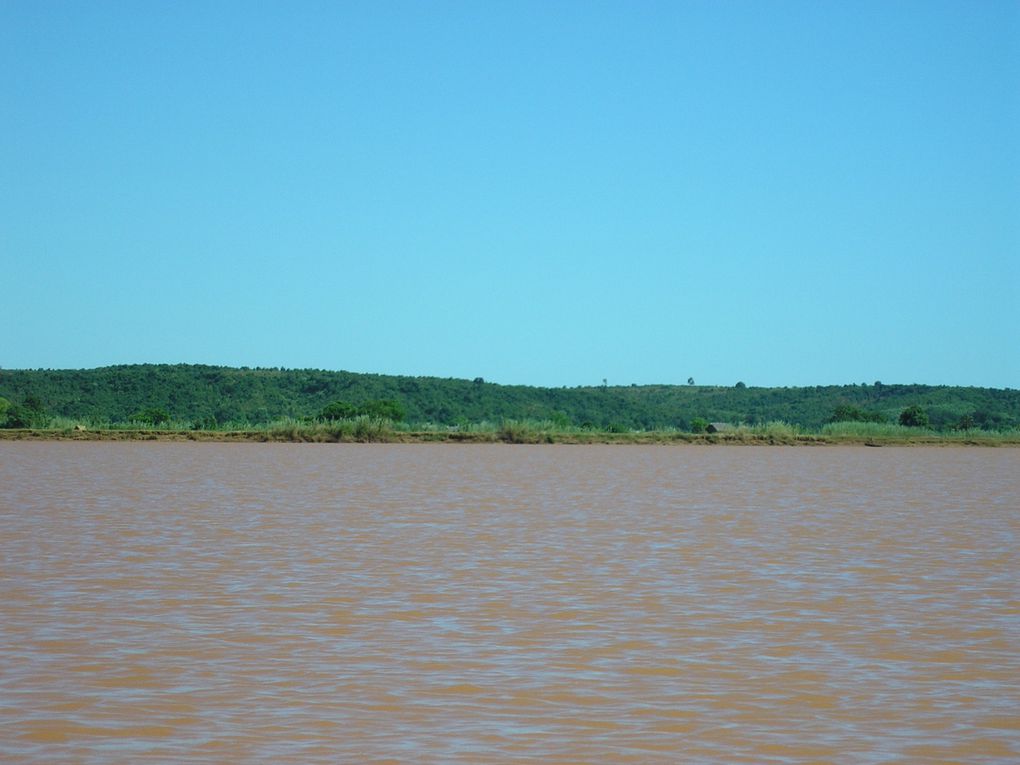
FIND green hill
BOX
[1,364,1018,431]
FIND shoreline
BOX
[2,428,1016,447]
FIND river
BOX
[1,443,1017,763]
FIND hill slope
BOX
[1,365,1018,430]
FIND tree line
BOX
[1,365,1018,431]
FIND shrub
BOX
[0,396,46,427]
[361,399,406,422]
[318,399,406,422]
[192,415,219,431]
[899,405,930,428]
[318,401,358,420]
[130,408,171,426]
[830,404,886,423]
[2,404,33,428]
[955,414,975,431]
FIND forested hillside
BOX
[1,365,1018,431]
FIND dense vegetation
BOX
[1,364,1018,433]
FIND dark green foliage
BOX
[549,411,571,428]
[319,399,406,422]
[130,407,171,426]
[318,401,359,420]
[361,399,406,421]
[899,405,930,428]
[0,365,1018,431]
[0,394,45,428]
[830,404,860,422]
[2,404,33,428]
[690,417,710,433]
[830,404,886,423]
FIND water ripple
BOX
[1,443,1018,763]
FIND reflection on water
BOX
[1,443,1018,763]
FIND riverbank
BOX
[3,422,1018,446]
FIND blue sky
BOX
[3,1,1017,388]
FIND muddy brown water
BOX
[1,443,1017,763]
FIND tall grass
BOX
[739,421,808,439]
[496,419,558,444]
[41,415,194,432]
[5,414,1019,445]
[820,421,1020,444]
[821,421,930,439]
[262,416,401,442]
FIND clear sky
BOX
[3,1,1018,388]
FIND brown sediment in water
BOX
[2,443,1018,763]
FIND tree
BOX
[130,408,171,426]
[2,403,33,428]
[830,404,886,423]
[0,396,9,422]
[193,415,219,431]
[830,404,857,422]
[318,401,358,420]
[687,377,695,386]
[550,411,571,428]
[690,417,709,433]
[899,405,929,428]
[2,396,46,428]
[956,414,975,431]
[362,399,406,421]
[734,381,746,389]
